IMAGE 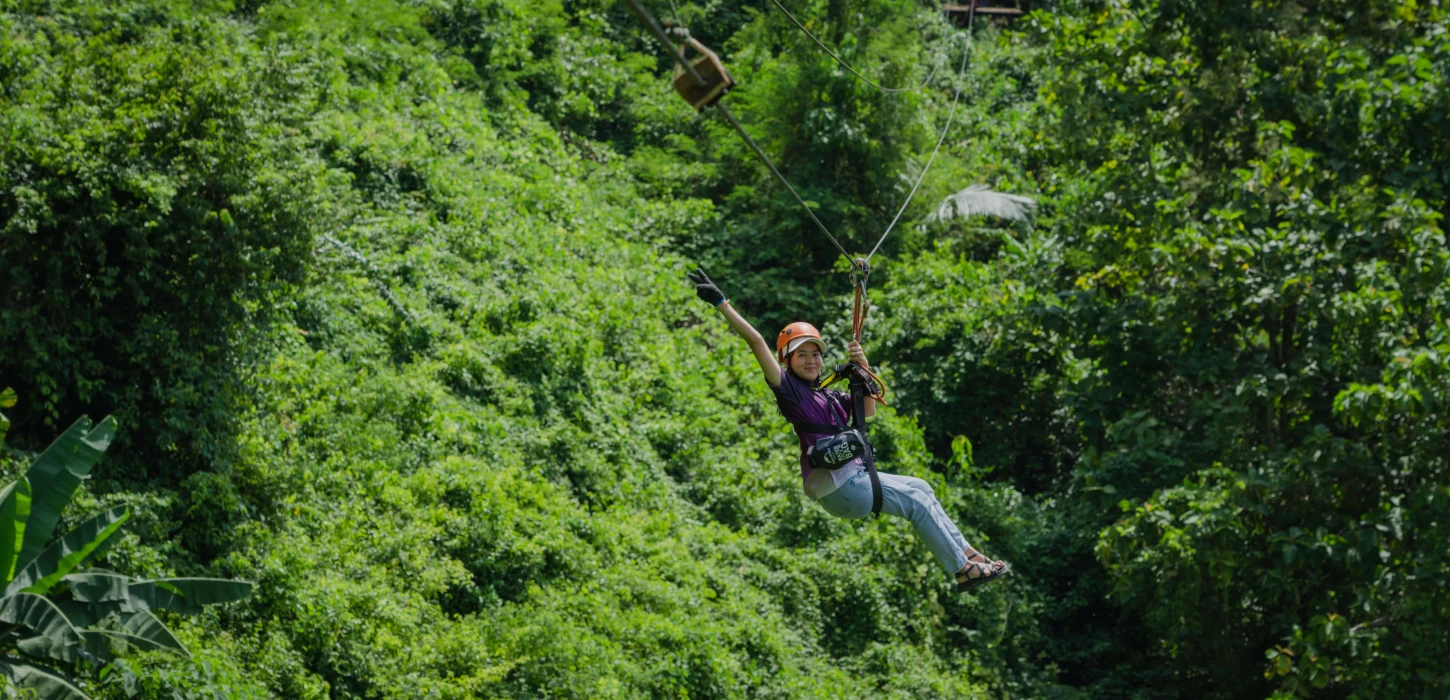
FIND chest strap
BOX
[791,422,845,436]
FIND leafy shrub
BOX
[0,8,330,471]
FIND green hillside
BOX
[0,0,1445,698]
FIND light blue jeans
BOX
[817,469,971,577]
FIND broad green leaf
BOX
[67,630,119,665]
[0,659,90,700]
[18,633,97,664]
[0,592,82,660]
[0,477,31,586]
[62,624,185,666]
[116,609,187,653]
[66,630,124,665]
[8,507,130,596]
[64,572,249,620]
[123,577,253,615]
[63,571,133,603]
[56,600,111,629]
[46,600,186,662]
[16,416,116,574]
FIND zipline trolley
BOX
[667,25,735,111]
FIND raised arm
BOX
[688,267,782,387]
[718,301,782,387]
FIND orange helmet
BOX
[777,322,826,361]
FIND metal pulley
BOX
[670,35,735,111]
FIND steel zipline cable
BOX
[622,0,975,270]
[624,0,854,262]
[766,0,942,94]
[715,103,855,262]
[767,0,979,262]
[867,7,975,262]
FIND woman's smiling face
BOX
[788,343,824,382]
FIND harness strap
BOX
[791,422,846,437]
[848,366,883,517]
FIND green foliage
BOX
[0,5,332,470]
[0,416,253,699]
[4,0,1447,697]
[686,0,956,329]
[0,389,15,449]
[876,0,1450,696]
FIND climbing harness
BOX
[784,263,890,516]
[776,294,887,515]
[824,264,891,516]
[847,362,885,516]
[765,0,942,94]
[789,359,884,517]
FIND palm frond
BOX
[927,184,1036,223]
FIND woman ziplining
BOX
[686,267,1011,592]
[623,1,1010,589]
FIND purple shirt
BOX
[769,367,853,483]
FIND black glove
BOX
[687,266,727,307]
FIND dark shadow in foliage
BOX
[0,10,324,481]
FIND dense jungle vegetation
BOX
[0,0,1446,697]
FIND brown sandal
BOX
[956,551,1011,592]
[964,547,1002,567]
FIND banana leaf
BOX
[121,577,253,615]
[60,623,185,665]
[0,477,31,585]
[119,609,186,651]
[15,416,116,574]
[7,507,129,596]
[0,592,82,660]
[62,571,132,604]
[66,572,251,614]
[0,659,90,700]
[55,599,118,629]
